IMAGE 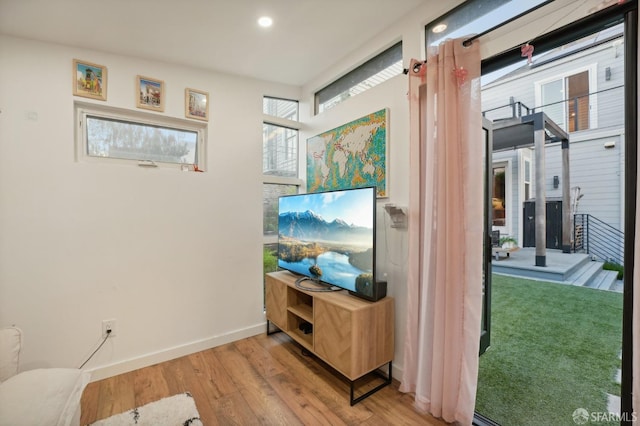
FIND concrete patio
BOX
[492,247,622,292]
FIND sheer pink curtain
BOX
[399,39,483,425]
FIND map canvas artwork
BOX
[306,109,388,197]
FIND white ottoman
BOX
[0,327,90,426]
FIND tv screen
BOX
[277,187,376,293]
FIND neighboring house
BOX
[481,23,625,256]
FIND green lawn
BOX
[476,274,623,425]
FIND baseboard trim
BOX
[86,323,265,382]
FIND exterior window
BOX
[263,184,298,236]
[262,96,302,278]
[492,166,506,227]
[75,102,206,170]
[566,72,590,131]
[314,42,402,114]
[263,123,298,177]
[263,96,298,121]
[86,116,197,164]
[537,67,596,132]
[523,159,531,201]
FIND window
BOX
[263,123,298,177]
[314,41,403,114]
[425,0,548,48]
[75,102,206,169]
[523,158,532,201]
[262,96,302,276]
[492,166,506,227]
[536,65,597,132]
[263,96,298,121]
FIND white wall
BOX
[0,35,300,380]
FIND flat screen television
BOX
[277,186,384,300]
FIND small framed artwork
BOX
[136,75,165,112]
[73,59,107,101]
[185,88,209,121]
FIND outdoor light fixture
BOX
[553,175,559,189]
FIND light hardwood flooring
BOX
[81,331,448,425]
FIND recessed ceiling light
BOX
[432,23,447,33]
[258,16,273,28]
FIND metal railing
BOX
[482,86,624,129]
[573,214,624,265]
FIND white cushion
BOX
[0,368,90,426]
[0,327,22,382]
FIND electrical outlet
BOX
[102,319,117,338]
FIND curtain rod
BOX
[404,0,636,75]
[403,60,426,75]
[403,0,555,74]
[482,0,635,74]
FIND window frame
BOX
[491,160,511,236]
[534,63,598,132]
[262,96,302,246]
[314,41,403,115]
[75,101,207,170]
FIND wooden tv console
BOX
[264,270,394,405]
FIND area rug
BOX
[90,392,202,426]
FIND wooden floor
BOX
[81,332,448,425]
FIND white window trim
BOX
[75,101,207,170]
[534,63,598,131]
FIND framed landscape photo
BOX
[136,75,165,112]
[185,88,209,121]
[73,59,107,101]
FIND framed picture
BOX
[136,75,165,112]
[306,108,389,198]
[73,59,107,101]
[185,88,209,121]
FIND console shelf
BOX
[265,270,394,405]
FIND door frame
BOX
[480,117,493,356]
[474,2,637,424]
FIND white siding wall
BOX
[482,31,626,239]
[545,137,623,230]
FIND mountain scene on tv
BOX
[278,190,374,292]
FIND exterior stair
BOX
[491,248,622,292]
[566,260,621,292]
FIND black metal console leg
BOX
[350,361,392,405]
[266,320,282,336]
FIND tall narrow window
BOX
[523,158,531,201]
[262,96,302,278]
[566,71,590,132]
[540,79,566,129]
[492,166,506,227]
